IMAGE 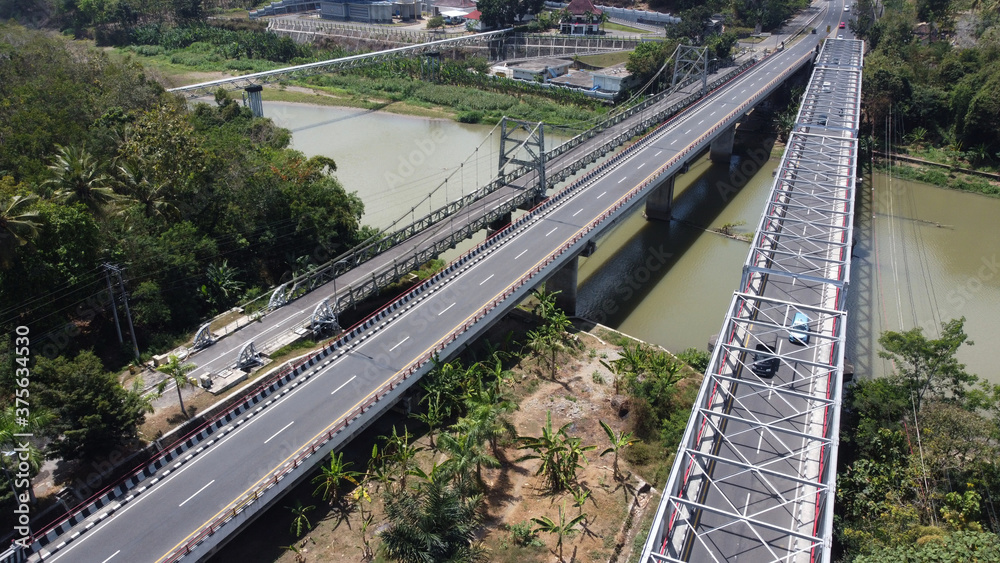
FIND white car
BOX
[844,5,850,11]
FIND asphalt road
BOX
[36,18,838,563]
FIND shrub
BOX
[457,110,483,123]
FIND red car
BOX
[839,21,846,28]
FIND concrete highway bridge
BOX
[5,3,859,560]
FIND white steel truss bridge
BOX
[640,38,864,563]
[166,29,511,98]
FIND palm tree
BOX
[519,411,595,492]
[312,451,361,504]
[527,326,564,379]
[379,426,423,492]
[380,471,487,563]
[44,144,118,215]
[460,380,517,457]
[438,430,500,493]
[115,159,178,221]
[410,393,447,449]
[286,500,315,538]
[0,194,42,268]
[599,420,639,482]
[157,355,195,419]
[532,503,588,562]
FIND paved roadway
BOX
[179,56,752,383]
[35,13,837,563]
[664,11,860,562]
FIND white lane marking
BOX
[684,129,691,134]
[618,177,626,183]
[479,274,494,285]
[698,120,704,125]
[572,209,583,217]
[545,227,558,236]
[732,96,738,101]
[757,429,765,453]
[100,551,121,563]
[263,421,295,445]
[330,375,356,395]
[655,150,662,156]
[178,480,216,508]
[637,163,645,169]
[389,336,409,351]
[438,302,456,315]
[514,249,528,260]
[596,191,607,199]
[670,139,677,145]
[741,89,746,93]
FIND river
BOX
[269,101,1000,384]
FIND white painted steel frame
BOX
[641,39,864,563]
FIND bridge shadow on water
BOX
[576,134,777,328]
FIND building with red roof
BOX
[560,0,602,35]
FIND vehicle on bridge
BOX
[750,343,780,377]
[789,312,811,344]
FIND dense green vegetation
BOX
[0,24,369,497]
[853,0,1000,168]
[836,318,1000,560]
[297,58,610,127]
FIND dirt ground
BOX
[210,315,694,563]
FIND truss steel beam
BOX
[642,39,863,563]
[192,322,214,350]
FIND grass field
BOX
[575,50,632,68]
[601,21,652,34]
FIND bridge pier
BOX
[547,256,578,316]
[645,174,676,221]
[710,124,736,164]
[486,211,512,235]
[243,85,264,117]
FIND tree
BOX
[532,503,588,562]
[0,404,54,503]
[380,472,487,563]
[158,355,195,419]
[311,451,361,505]
[286,500,315,538]
[35,351,152,463]
[411,392,447,449]
[519,411,596,492]
[0,194,42,267]
[44,144,118,215]
[115,159,178,222]
[438,430,500,493]
[852,531,1000,563]
[599,420,639,482]
[878,317,976,412]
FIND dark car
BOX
[751,343,780,377]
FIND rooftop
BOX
[565,0,601,16]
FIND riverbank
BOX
[874,153,1000,197]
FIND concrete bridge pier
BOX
[487,211,512,235]
[645,174,676,221]
[243,85,264,117]
[710,124,736,163]
[547,256,578,316]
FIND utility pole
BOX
[109,264,141,362]
[103,263,123,344]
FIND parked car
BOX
[789,312,810,344]
[751,343,780,377]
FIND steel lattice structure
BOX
[641,38,864,563]
[166,29,511,98]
